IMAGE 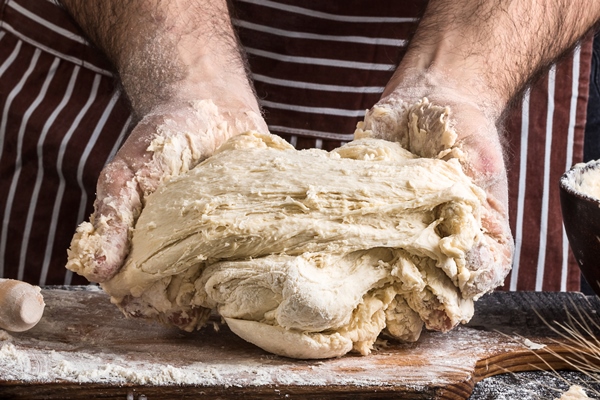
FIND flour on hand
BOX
[68,99,510,359]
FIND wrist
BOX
[383,1,516,118]
[383,61,506,124]
[138,68,260,117]
[119,34,258,121]
[84,0,256,120]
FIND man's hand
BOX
[360,82,513,294]
[62,0,266,282]
[365,0,600,290]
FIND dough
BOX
[68,99,509,359]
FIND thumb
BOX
[66,158,140,282]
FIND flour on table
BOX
[67,99,509,359]
[523,338,546,350]
[557,385,591,400]
[0,341,232,385]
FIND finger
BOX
[66,158,141,282]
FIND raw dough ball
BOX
[69,99,509,359]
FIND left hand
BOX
[359,70,513,295]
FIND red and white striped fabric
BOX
[0,0,592,291]
[233,0,424,150]
[0,0,131,285]
[505,50,592,292]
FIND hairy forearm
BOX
[388,0,600,115]
[60,0,255,118]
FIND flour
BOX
[0,340,436,387]
[0,288,526,391]
[558,385,591,399]
[0,343,30,377]
[53,359,215,385]
[562,159,600,201]
[523,338,546,350]
[0,341,228,385]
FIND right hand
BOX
[61,0,266,282]
[66,97,268,283]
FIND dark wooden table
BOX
[0,288,599,399]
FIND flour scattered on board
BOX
[0,290,539,391]
[53,359,220,385]
[0,341,407,386]
[523,338,546,350]
[557,385,592,400]
[0,343,30,373]
[0,342,262,385]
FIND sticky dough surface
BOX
[72,99,508,359]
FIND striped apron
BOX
[0,0,592,291]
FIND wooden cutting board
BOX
[0,288,598,399]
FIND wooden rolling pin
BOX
[0,279,45,332]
